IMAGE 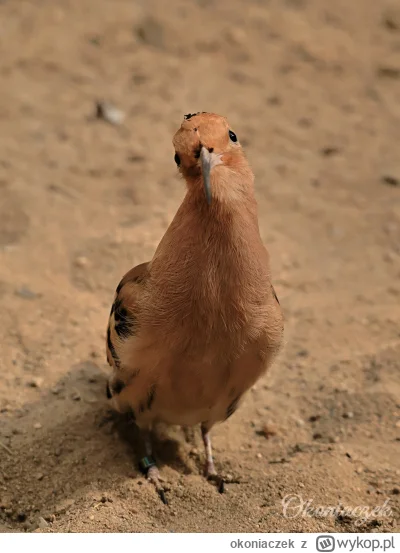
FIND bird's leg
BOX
[139,428,168,505]
[201,423,225,493]
[201,424,217,476]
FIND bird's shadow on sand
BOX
[99,407,195,474]
[1,360,196,524]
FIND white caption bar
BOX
[0,533,398,553]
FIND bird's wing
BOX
[106,261,150,373]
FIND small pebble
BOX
[382,175,399,187]
[71,391,81,401]
[383,6,400,31]
[343,411,354,419]
[74,256,89,268]
[33,423,42,430]
[37,516,49,529]
[256,452,263,459]
[260,423,278,439]
[28,377,44,388]
[225,27,247,46]
[321,146,340,156]
[15,287,40,300]
[36,473,44,481]
[96,102,125,126]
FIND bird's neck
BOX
[149,188,270,350]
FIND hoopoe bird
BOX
[106,112,284,503]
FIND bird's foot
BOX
[204,461,225,494]
[139,456,168,505]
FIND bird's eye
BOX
[229,130,238,143]
[174,153,181,166]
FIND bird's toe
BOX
[140,457,169,505]
[206,472,225,494]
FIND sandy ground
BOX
[0,0,399,534]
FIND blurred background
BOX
[0,0,399,534]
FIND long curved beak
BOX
[200,146,221,206]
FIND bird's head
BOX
[172,112,253,205]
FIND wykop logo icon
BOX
[316,535,335,552]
